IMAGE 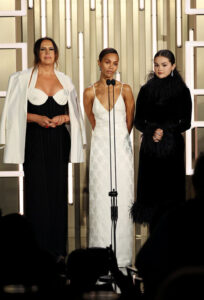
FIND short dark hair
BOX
[154,49,175,65]
[99,48,119,62]
[33,37,59,67]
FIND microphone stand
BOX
[99,79,118,292]
[106,79,118,258]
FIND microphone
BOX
[106,79,116,86]
[111,79,116,86]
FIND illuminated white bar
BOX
[28,0,33,9]
[41,0,46,37]
[176,0,182,47]
[78,32,84,116]
[0,92,6,97]
[0,171,24,177]
[193,89,204,95]
[68,164,73,204]
[18,164,24,215]
[103,0,108,48]
[185,41,194,175]
[90,0,96,11]
[0,0,26,16]
[152,0,157,57]
[66,0,71,48]
[189,28,194,41]
[192,121,204,128]
[139,0,145,10]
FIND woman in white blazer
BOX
[0,37,86,260]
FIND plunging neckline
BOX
[95,94,121,112]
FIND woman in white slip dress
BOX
[84,48,135,267]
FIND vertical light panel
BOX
[152,0,157,57]
[176,0,182,47]
[79,32,84,117]
[90,0,95,11]
[28,0,33,9]
[19,164,24,214]
[103,0,108,48]
[185,42,193,175]
[66,0,71,48]
[41,0,46,37]
[68,163,73,204]
[140,0,145,11]
[189,28,194,41]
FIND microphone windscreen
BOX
[111,79,116,86]
[106,79,111,86]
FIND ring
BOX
[45,125,49,128]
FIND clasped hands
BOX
[38,115,70,128]
[153,128,163,143]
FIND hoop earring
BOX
[171,70,174,77]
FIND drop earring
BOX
[171,70,174,77]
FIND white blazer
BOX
[0,68,86,163]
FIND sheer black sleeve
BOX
[134,86,148,133]
[177,86,192,133]
[162,86,192,133]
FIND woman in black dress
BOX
[131,49,192,232]
[23,37,85,259]
[0,37,85,260]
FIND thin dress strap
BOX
[92,84,96,96]
[120,82,124,94]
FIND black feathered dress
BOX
[131,73,192,230]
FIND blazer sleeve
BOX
[0,75,15,148]
[70,87,86,147]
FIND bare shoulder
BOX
[84,85,95,100]
[121,83,134,101]
[122,83,133,94]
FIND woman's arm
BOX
[123,84,135,134]
[83,87,96,130]
[134,85,148,132]
[27,113,52,127]
[178,87,192,132]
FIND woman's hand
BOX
[27,113,52,128]
[50,115,70,127]
[153,128,163,142]
[36,115,53,128]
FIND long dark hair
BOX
[99,48,119,62]
[145,49,187,102]
[147,49,184,83]
[33,37,59,67]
